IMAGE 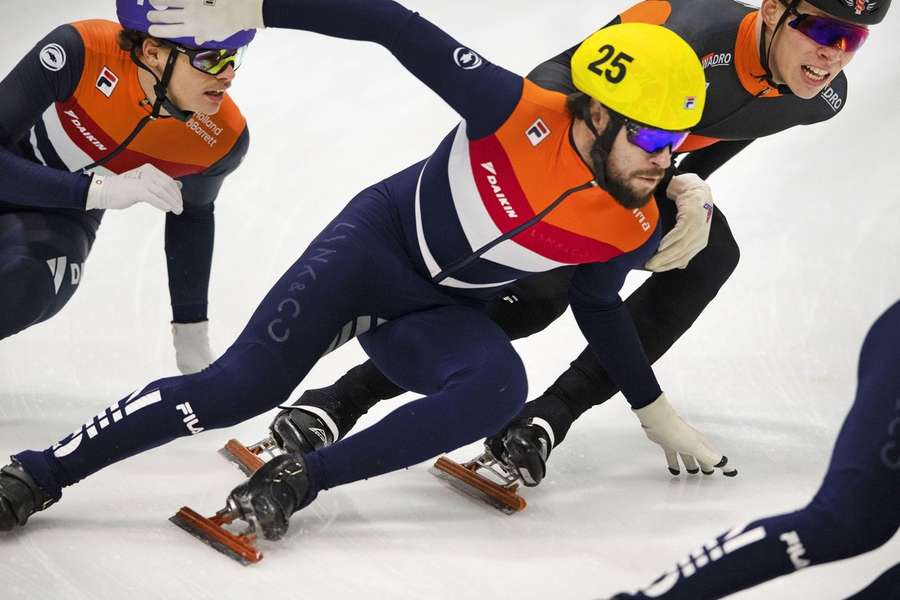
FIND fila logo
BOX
[526,118,550,146]
[96,67,119,97]
[46,256,82,294]
[684,96,697,110]
[641,524,767,597]
[176,402,205,434]
[780,531,811,570]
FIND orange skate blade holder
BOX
[219,438,270,476]
[170,506,263,565]
[431,455,526,515]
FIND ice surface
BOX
[1,2,898,599]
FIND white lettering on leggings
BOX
[641,523,767,597]
[780,531,811,570]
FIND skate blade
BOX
[430,456,526,515]
[170,506,263,565]
[218,439,266,476]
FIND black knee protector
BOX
[486,268,574,341]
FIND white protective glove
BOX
[172,321,215,374]
[147,0,265,46]
[644,173,714,272]
[633,393,737,477]
[86,164,183,214]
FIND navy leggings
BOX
[0,211,94,339]
[16,178,527,497]
[621,300,900,599]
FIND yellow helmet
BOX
[571,23,706,131]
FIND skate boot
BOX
[226,453,316,541]
[220,377,378,475]
[0,459,59,531]
[220,390,345,475]
[274,374,383,446]
[486,418,553,488]
[431,420,553,513]
[269,405,336,454]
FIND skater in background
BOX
[0,0,253,374]
[605,300,900,600]
[1,0,732,537]
[264,0,890,486]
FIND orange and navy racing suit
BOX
[287,0,852,450]
[16,0,671,502]
[0,20,248,338]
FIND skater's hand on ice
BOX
[85,164,183,214]
[633,393,737,477]
[172,321,215,374]
[645,174,713,272]
[147,0,264,45]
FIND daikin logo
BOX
[63,109,108,151]
[480,162,518,219]
[46,256,82,294]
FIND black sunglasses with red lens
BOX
[787,8,870,52]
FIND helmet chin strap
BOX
[79,46,194,172]
[130,47,194,123]
[581,107,623,189]
[758,0,800,95]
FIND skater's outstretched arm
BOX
[608,300,900,599]
[150,0,523,139]
[571,255,736,476]
[165,126,250,372]
[0,25,91,209]
[569,258,660,410]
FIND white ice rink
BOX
[1,1,898,598]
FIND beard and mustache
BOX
[589,137,666,210]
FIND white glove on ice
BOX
[645,173,713,272]
[633,393,737,477]
[147,0,265,46]
[172,321,215,374]
[86,164,183,214]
